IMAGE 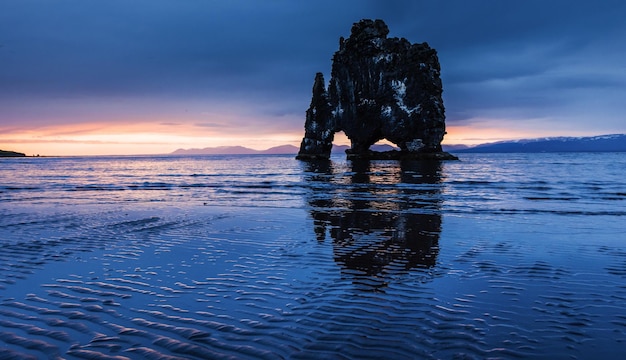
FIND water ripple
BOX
[1,154,625,358]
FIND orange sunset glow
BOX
[3,117,604,157]
[1,120,305,156]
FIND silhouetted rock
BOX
[297,19,457,160]
[297,73,334,159]
[0,150,26,157]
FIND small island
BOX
[0,150,26,157]
[297,19,457,161]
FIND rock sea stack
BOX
[297,19,457,160]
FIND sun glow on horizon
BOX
[443,125,531,145]
[0,121,307,156]
[2,116,617,156]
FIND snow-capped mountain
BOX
[454,134,626,153]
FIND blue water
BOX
[0,153,625,359]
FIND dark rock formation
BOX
[297,19,457,160]
[297,73,335,159]
[0,150,26,157]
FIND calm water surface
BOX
[0,153,625,359]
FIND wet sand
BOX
[1,201,625,359]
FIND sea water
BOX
[0,153,625,359]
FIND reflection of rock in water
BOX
[303,159,443,289]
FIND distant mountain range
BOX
[171,145,299,155]
[171,144,397,155]
[171,134,626,155]
[452,134,626,153]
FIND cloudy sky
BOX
[1,0,625,155]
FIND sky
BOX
[1,0,625,156]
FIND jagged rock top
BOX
[344,19,389,44]
[297,19,457,161]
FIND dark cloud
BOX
[1,0,625,137]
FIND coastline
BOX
[0,150,26,157]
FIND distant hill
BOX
[0,150,26,157]
[171,145,299,155]
[262,145,299,154]
[454,134,626,153]
[171,134,626,156]
[171,143,398,155]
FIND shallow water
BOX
[0,153,625,359]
